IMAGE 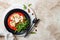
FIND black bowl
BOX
[4,9,31,35]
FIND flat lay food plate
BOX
[1,0,60,40]
[3,4,36,35]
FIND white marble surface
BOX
[0,0,60,40]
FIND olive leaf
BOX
[30,32,36,34]
[23,4,27,10]
[28,4,32,7]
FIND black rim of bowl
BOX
[4,9,31,35]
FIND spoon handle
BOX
[24,19,40,37]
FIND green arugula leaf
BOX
[15,19,29,32]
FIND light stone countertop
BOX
[0,0,60,40]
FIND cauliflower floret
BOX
[10,13,24,26]
[10,21,15,26]
[20,16,23,22]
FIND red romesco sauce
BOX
[8,12,24,30]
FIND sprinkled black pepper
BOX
[35,25,37,27]
[35,29,37,31]
[32,13,34,15]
